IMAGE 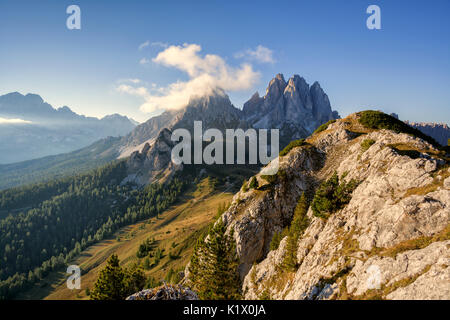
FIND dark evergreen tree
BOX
[189,218,241,300]
[90,254,146,300]
[90,254,127,300]
[283,193,310,271]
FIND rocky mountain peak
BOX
[242,73,339,145]
[265,73,287,100]
[284,74,313,112]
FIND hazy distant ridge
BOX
[0,92,137,163]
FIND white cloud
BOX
[124,78,141,84]
[0,117,32,124]
[151,41,169,48]
[119,43,261,112]
[138,40,150,50]
[139,58,150,65]
[139,41,168,51]
[235,45,275,64]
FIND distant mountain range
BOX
[121,74,340,185]
[0,74,339,188]
[0,92,137,163]
[390,113,449,146]
[1,73,448,189]
[406,122,449,146]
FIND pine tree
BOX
[90,254,146,300]
[283,193,310,271]
[189,218,241,300]
[123,266,146,295]
[90,254,126,300]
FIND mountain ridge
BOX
[186,111,450,300]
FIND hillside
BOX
[17,177,234,300]
[191,111,450,300]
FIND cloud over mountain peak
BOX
[118,43,261,113]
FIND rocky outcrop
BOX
[212,113,449,300]
[126,284,198,300]
[124,128,182,185]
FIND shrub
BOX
[358,111,439,146]
[261,174,277,184]
[249,177,258,189]
[311,172,359,219]
[361,139,375,153]
[279,139,306,157]
[136,238,155,258]
[313,119,337,134]
[241,179,249,192]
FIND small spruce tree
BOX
[90,254,126,300]
[188,218,241,300]
[283,193,310,271]
[90,254,146,300]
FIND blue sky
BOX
[0,0,449,124]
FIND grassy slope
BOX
[16,177,233,300]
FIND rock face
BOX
[243,74,340,145]
[124,128,182,186]
[210,113,449,300]
[172,89,248,133]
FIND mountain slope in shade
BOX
[0,92,137,163]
